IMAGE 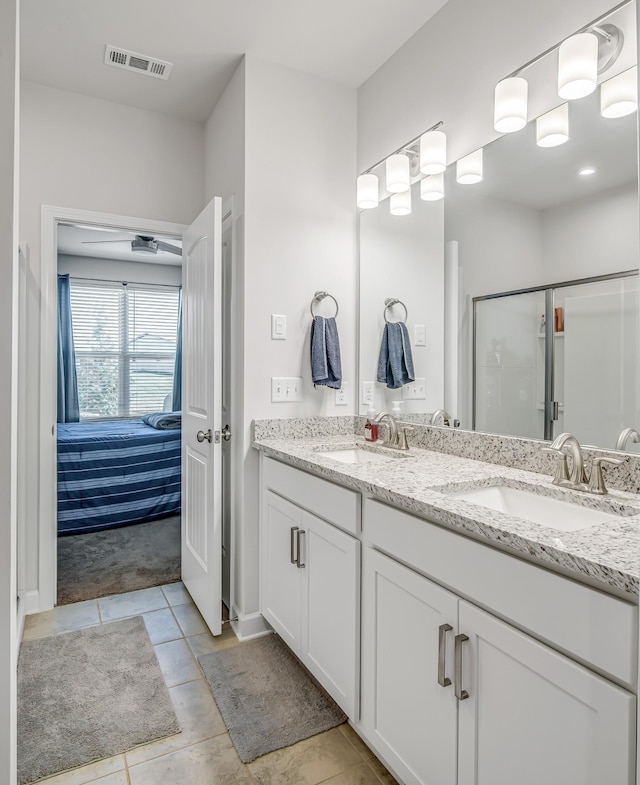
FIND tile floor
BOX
[23,583,398,785]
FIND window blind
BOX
[69,279,180,420]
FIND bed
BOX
[57,419,181,536]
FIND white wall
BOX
[58,255,182,287]
[20,81,204,606]
[1,0,19,779]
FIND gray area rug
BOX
[18,616,180,784]
[198,633,346,763]
[57,515,181,605]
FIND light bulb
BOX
[390,190,412,215]
[494,76,528,133]
[356,174,379,209]
[419,130,447,175]
[456,149,483,184]
[385,154,410,193]
[601,66,638,118]
[420,174,444,201]
[558,33,598,100]
[536,103,569,147]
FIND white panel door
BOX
[361,548,458,785]
[457,601,636,785]
[181,198,223,636]
[300,511,360,718]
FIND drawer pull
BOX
[296,529,306,568]
[454,633,470,701]
[438,623,453,688]
[290,526,299,565]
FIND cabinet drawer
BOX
[262,456,361,535]
[364,498,637,687]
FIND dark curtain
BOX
[57,274,80,423]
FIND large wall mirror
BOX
[358,0,639,452]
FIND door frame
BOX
[39,205,188,611]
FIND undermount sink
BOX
[445,484,630,532]
[317,447,395,464]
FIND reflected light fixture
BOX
[558,32,598,99]
[390,190,412,215]
[385,154,410,193]
[356,173,379,209]
[420,173,444,201]
[419,130,447,174]
[536,103,569,147]
[494,76,528,133]
[601,66,638,118]
[456,149,483,184]
[578,166,597,176]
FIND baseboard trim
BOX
[230,609,272,641]
[23,590,40,616]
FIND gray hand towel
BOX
[377,322,415,389]
[311,316,342,389]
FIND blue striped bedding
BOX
[57,420,181,536]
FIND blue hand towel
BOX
[310,316,342,389]
[377,322,415,389]
[142,411,182,430]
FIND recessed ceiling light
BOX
[578,166,597,176]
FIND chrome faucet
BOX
[431,409,451,427]
[373,411,412,450]
[616,427,640,451]
[542,432,626,495]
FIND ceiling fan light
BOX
[386,154,411,193]
[558,33,598,100]
[419,130,447,175]
[357,173,379,209]
[536,103,569,147]
[601,66,638,118]
[494,77,528,133]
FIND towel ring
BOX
[310,290,339,319]
[384,297,408,324]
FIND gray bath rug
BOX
[18,616,180,784]
[198,633,346,763]
[57,515,181,605]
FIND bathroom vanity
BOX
[254,425,640,785]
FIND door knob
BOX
[196,429,213,443]
[221,425,232,441]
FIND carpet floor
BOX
[17,616,180,785]
[198,633,346,763]
[57,515,181,605]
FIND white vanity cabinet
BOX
[260,457,361,718]
[361,498,637,785]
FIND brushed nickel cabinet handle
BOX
[296,529,306,568]
[454,633,470,701]
[438,623,453,688]
[290,526,299,565]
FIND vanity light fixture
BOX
[420,173,444,201]
[578,166,597,176]
[385,154,411,193]
[494,76,528,133]
[536,103,569,147]
[558,32,598,99]
[390,190,412,215]
[419,130,447,174]
[456,149,483,184]
[600,66,637,118]
[356,173,379,209]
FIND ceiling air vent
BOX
[104,45,173,80]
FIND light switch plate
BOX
[335,382,348,406]
[361,381,374,406]
[271,314,287,340]
[271,377,303,402]
[403,379,426,399]
[414,324,426,346]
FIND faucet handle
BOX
[397,426,414,451]
[588,456,627,495]
[541,447,570,485]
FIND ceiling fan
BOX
[81,234,181,256]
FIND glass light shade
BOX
[385,154,410,193]
[536,103,569,147]
[456,149,483,184]
[390,190,412,215]
[494,77,528,133]
[558,33,598,100]
[601,67,638,118]
[419,130,447,174]
[356,173,379,209]
[420,173,444,201]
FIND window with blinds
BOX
[69,279,180,420]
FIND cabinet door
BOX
[260,490,303,652]
[361,548,458,785]
[300,511,360,719]
[457,601,636,785]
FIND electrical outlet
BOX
[271,377,303,402]
[335,382,348,406]
[361,381,374,406]
[402,379,426,399]
[271,314,286,340]
[414,324,426,346]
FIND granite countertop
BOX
[253,434,640,598]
